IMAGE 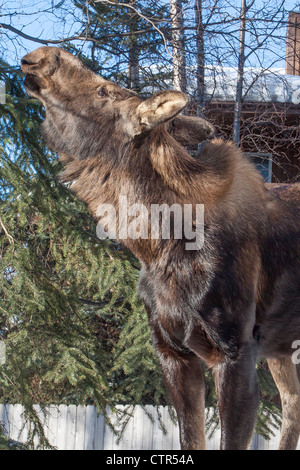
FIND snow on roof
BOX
[199,67,300,104]
[142,66,300,105]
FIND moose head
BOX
[21,46,214,161]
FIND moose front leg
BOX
[151,326,206,450]
[213,342,259,450]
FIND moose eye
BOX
[97,87,107,98]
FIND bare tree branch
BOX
[0,23,81,45]
[0,22,159,45]
[93,0,172,56]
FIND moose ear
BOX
[168,115,216,146]
[136,90,188,130]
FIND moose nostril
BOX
[21,58,37,66]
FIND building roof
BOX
[142,66,300,105]
[192,67,300,105]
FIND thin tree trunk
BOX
[127,0,140,91]
[233,0,247,145]
[170,0,187,93]
[195,0,205,116]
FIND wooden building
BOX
[203,12,300,184]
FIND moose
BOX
[21,46,300,450]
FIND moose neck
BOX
[59,125,234,210]
[58,125,248,264]
[135,126,236,208]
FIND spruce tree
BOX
[0,59,168,448]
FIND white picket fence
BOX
[0,403,298,450]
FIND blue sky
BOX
[1,0,83,64]
[1,0,300,69]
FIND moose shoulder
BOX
[21,46,300,450]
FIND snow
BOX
[142,66,300,104]
[199,67,300,104]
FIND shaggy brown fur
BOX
[21,46,300,450]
